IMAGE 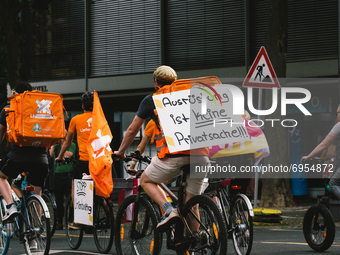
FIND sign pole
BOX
[243,46,280,208]
[254,88,262,208]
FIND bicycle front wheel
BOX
[231,195,253,255]
[93,197,114,253]
[0,199,10,255]
[42,190,57,237]
[115,195,162,255]
[303,204,335,252]
[177,195,228,255]
[64,195,83,249]
[23,195,51,255]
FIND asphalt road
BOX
[4,226,340,255]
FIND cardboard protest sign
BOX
[153,84,250,153]
[74,179,94,226]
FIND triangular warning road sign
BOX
[243,46,280,89]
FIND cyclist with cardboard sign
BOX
[114,65,210,230]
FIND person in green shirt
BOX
[50,133,76,230]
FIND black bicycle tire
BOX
[303,204,335,252]
[115,195,162,255]
[0,198,10,255]
[176,195,228,255]
[231,195,253,255]
[42,190,57,237]
[64,195,83,250]
[93,197,114,253]
[24,196,51,255]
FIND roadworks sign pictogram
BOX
[243,46,280,89]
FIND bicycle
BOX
[13,173,57,237]
[64,171,114,253]
[115,152,228,255]
[0,172,51,255]
[302,157,336,252]
[203,177,254,255]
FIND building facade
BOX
[21,1,340,191]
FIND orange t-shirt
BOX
[144,120,157,143]
[68,112,93,161]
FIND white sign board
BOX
[74,179,94,226]
[153,84,250,153]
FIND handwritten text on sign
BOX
[153,84,250,153]
[74,179,94,226]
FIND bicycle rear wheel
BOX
[0,199,10,255]
[93,197,114,253]
[23,195,51,255]
[176,195,228,255]
[231,195,253,255]
[115,195,162,255]
[64,195,83,249]
[303,204,335,251]
[42,190,57,237]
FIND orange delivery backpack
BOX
[5,90,66,147]
[156,76,221,94]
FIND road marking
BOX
[269,229,301,231]
[259,241,308,246]
[258,241,340,247]
[49,250,101,254]
[54,233,92,237]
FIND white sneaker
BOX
[3,204,18,222]
[82,173,92,180]
[29,239,37,250]
[157,209,180,230]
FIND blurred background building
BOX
[12,0,340,195]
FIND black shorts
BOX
[1,159,49,187]
[72,160,89,180]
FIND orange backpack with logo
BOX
[5,91,65,147]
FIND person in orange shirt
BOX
[56,92,93,229]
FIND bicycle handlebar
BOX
[120,151,151,177]
[302,156,322,164]
[56,156,72,164]
[124,151,151,163]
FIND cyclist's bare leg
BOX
[140,172,167,208]
[11,182,22,199]
[31,186,43,215]
[0,172,14,205]
[184,191,199,233]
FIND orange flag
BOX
[87,91,113,198]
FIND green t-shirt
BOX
[53,142,76,173]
